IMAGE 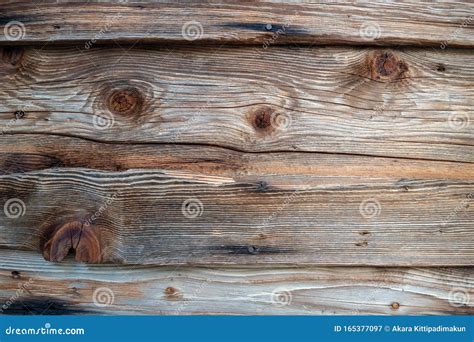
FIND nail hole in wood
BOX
[247,245,259,254]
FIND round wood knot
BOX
[248,106,277,134]
[164,287,178,296]
[106,88,144,116]
[368,51,408,81]
[42,221,102,263]
[391,302,400,310]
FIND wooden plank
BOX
[0,134,473,180]
[0,2,473,47]
[0,147,472,265]
[0,46,473,162]
[0,250,472,315]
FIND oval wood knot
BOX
[368,51,408,81]
[248,105,280,135]
[42,221,102,263]
[106,87,144,116]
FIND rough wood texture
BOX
[0,157,472,265]
[0,46,473,162]
[0,2,473,316]
[0,250,472,315]
[0,134,473,180]
[0,2,473,47]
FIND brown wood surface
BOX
[0,141,472,265]
[0,250,472,315]
[0,1,473,316]
[0,1,473,47]
[0,46,472,162]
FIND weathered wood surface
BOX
[0,134,473,180]
[1,46,473,162]
[0,1,473,316]
[0,2,473,47]
[0,250,472,315]
[0,153,472,265]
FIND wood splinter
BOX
[42,221,102,263]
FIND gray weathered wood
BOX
[0,46,472,162]
[0,2,473,47]
[0,162,472,265]
[0,250,472,315]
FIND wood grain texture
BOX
[0,159,472,266]
[0,134,473,180]
[0,250,472,315]
[0,46,473,162]
[0,1,473,47]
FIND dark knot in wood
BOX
[106,87,144,116]
[368,51,408,81]
[248,106,276,134]
[42,221,102,263]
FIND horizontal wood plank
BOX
[0,46,473,162]
[0,143,474,266]
[0,134,473,180]
[0,2,473,47]
[0,250,472,315]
